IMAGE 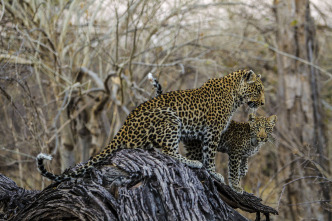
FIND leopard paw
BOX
[184,160,203,168]
[209,171,225,184]
[230,185,243,194]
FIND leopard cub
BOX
[220,114,276,193]
[186,114,277,193]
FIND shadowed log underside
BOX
[0,149,278,220]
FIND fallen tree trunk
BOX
[0,149,278,220]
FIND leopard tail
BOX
[36,153,72,182]
[148,73,163,97]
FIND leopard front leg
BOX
[202,130,225,183]
[228,153,243,194]
[239,157,249,178]
[151,108,203,168]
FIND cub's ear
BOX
[268,115,277,125]
[249,113,256,122]
[245,70,256,84]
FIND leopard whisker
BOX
[267,134,279,147]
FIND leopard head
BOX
[249,113,277,146]
[237,70,265,109]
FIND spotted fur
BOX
[37,70,265,182]
[184,114,277,193]
[149,74,275,193]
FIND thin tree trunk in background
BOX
[274,0,330,220]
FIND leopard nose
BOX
[258,129,267,141]
[258,137,267,142]
[261,100,265,105]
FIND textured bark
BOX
[0,174,40,218]
[0,149,277,221]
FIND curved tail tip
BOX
[37,153,53,161]
[148,72,154,80]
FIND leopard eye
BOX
[266,126,273,132]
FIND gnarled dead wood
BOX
[0,149,277,220]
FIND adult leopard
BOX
[37,69,265,183]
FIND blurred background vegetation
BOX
[0,0,331,220]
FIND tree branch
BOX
[0,149,277,220]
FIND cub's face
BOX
[238,70,265,109]
[249,114,277,146]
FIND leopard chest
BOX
[240,139,264,158]
[221,130,260,158]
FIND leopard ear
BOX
[245,70,256,84]
[248,113,256,122]
[268,115,277,125]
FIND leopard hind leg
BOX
[149,108,203,169]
